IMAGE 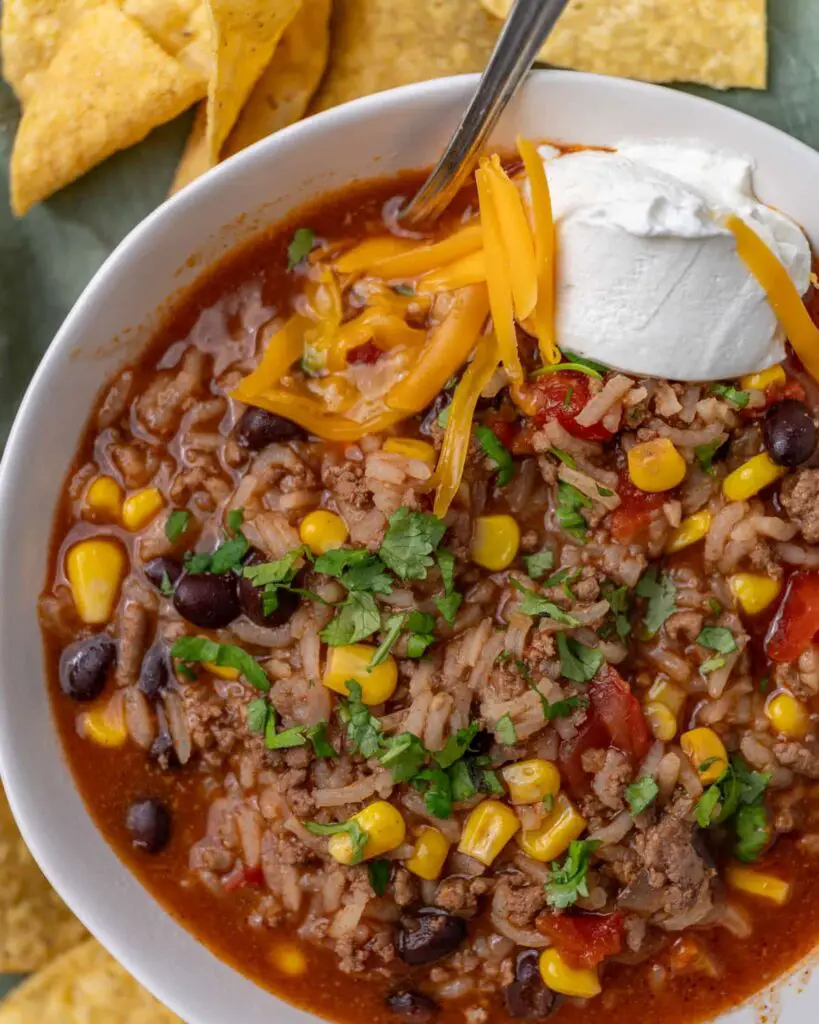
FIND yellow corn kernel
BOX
[328,800,406,864]
[766,692,811,740]
[81,705,127,748]
[299,510,349,555]
[739,365,786,392]
[627,438,687,493]
[502,759,561,806]
[85,475,123,520]
[470,514,520,572]
[644,701,678,742]
[406,825,451,880]
[725,863,791,905]
[539,949,601,999]
[66,539,126,625]
[680,727,728,784]
[729,573,782,616]
[723,453,786,502]
[121,487,165,531]
[204,662,240,681]
[383,437,437,466]
[271,943,308,975]
[647,678,686,716]
[665,510,712,554]
[516,793,586,862]
[323,645,398,705]
[458,799,520,866]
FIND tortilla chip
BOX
[205,0,304,165]
[480,0,767,90]
[224,0,331,157]
[122,0,213,80]
[0,938,182,1023]
[10,4,205,216]
[0,0,108,103]
[311,0,499,112]
[0,788,87,972]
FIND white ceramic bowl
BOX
[1,70,818,1024]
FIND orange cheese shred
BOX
[419,250,486,293]
[335,236,416,275]
[231,315,308,399]
[517,135,560,365]
[432,332,501,517]
[476,163,522,383]
[366,222,483,280]
[238,389,405,441]
[727,214,819,383]
[484,155,538,322]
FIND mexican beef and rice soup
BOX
[40,139,819,1024]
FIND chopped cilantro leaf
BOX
[523,549,554,580]
[226,508,244,533]
[511,580,580,625]
[556,481,590,542]
[695,784,722,828]
[544,839,601,910]
[695,439,725,477]
[368,859,391,896]
[171,636,269,691]
[544,694,588,721]
[379,508,447,581]
[475,424,516,486]
[626,776,659,815]
[735,802,771,863]
[435,722,480,769]
[694,755,771,862]
[320,591,381,646]
[696,626,737,655]
[636,567,677,635]
[550,447,576,469]
[556,634,603,683]
[165,509,190,543]
[183,551,212,575]
[287,227,315,270]
[369,613,406,668]
[517,659,551,721]
[448,760,478,801]
[700,656,726,674]
[711,383,750,408]
[337,680,383,758]
[246,698,270,734]
[379,732,427,783]
[601,582,632,639]
[306,721,335,758]
[496,714,517,745]
[159,571,175,597]
[482,769,505,795]
[708,597,723,617]
[304,818,368,863]
[314,548,370,576]
[434,549,462,625]
[267,726,309,750]
[413,767,452,819]
[435,591,463,626]
[407,633,434,658]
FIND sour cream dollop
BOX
[532,142,811,381]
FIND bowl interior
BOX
[2,70,819,1024]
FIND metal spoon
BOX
[399,0,571,229]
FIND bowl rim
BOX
[3,67,819,1023]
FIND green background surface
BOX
[0,0,818,1009]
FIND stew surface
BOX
[40,158,819,1024]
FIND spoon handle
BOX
[399,0,571,228]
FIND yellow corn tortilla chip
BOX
[0,0,108,103]
[204,0,304,165]
[10,4,205,216]
[122,0,213,80]
[225,0,331,156]
[311,0,500,112]
[0,788,87,972]
[480,0,767,90]
[0,938,182,1023]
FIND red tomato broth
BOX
[38,169,819,1024]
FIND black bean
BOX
[173,572,240,629]
[138,644,170,699]
[505,950,558,1019]
[762,398,818,467]
[234,407,305,450]
[58,635,116,702]
[144,556,183,593]
[397,909,467,966]
[386,991,439,1019]
[238,550,302,627]
[126,798,171,854]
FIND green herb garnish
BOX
[544,840,601,909]
[626,776,659,815]
[636,567,677,636]
[475,424,516,486]
[556,634,603,683]
[287,227,315,270]
[304,818,368,863]
[165,509,190,543]
[171,636,269,691]
[379,508,447,581]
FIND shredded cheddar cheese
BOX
[231,315,307,399]
[727,214,819,382]
[484,155,538,321]
[419,250,487,292]
[365,222,483,279]
[517,135,560,365]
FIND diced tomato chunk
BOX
[347,340,382,364]
[536,912,624,969]
[593,665,652,761]
[223,864,265,892]
[765,570,819,662]
[608,472,666,542]
[743,377,807,421]
[526,371,615,442]
[559,666,651,794]
[483,412,517,449]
